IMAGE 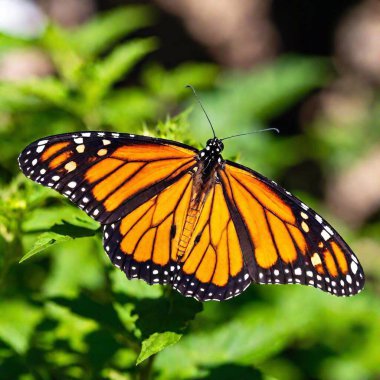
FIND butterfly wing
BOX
[103,175,251,301]
[103,173,194,286]
[219,161,365,297]
[173,182,251,301]
[18,132,197,224]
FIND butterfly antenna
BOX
[221,128,280,141]
[186,84,216,138]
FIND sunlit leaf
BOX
[137,332,181,365]
[0,300,42,354]
[84,38,157,104]
[72,6,155,57]
[142,62,219,101]
[19,219,99,262]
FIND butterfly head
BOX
[198,138,224,166]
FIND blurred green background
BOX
[1,1,380,379]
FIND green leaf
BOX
[100,88,159,129]
[0,82,44,112]
[84,38,157,104]
[0,300,42,354]
[41,24,84,84]
[19,232,71,263]
[72,6,155,57]
[137,332,181,365]
[51,293,127,333]
[20,219,99,262]
[191,55,331,140]
[143,62,219,101]
[17,77,70,109]
[0,33,34,52]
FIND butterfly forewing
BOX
[18,132,197,224]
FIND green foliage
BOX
[0,5,379,380]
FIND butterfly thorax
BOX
[197,138,224,178]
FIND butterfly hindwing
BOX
[173,182,252,301]
[103,173,194,286]
[220,161,365,296]
[103,174,251,301]
[18,132,197,224]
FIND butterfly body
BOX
[19,131,365,301]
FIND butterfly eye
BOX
[219,141,224,151]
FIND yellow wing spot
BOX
[98,149,108,156]
[301,221,309,232]
[64,161,77,172]
[311,252,325,274]
[76,144,85,153]
[301,212,308,219]
[311,252,322,267]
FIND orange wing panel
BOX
[112,143,195,161]
[331,242,349,274]
[41,142,70,161]
[103,158,194,212]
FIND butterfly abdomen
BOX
[177,204,202,258]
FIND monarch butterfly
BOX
[18,94,364,302]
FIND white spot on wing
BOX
[321,229,331,241]
[351,261,358,274]
[315,214,323,223]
